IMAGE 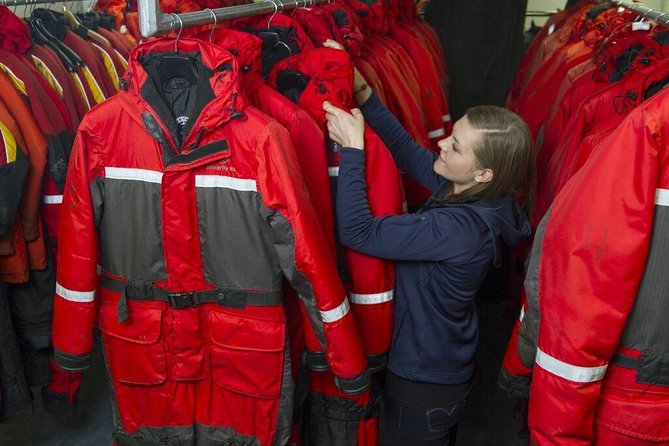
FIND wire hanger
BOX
[656,12,669,25]
[204,8,217,42]
[267,0,278,29]
[172,12,184,52]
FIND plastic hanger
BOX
[156,14,199,84]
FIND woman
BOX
[322,41,534,445]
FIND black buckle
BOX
[167,292,196,309]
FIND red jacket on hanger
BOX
[268,47,403,445]
[524,86,669,445]
[52,38,369,446]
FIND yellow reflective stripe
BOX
[81,66,106,104]
[70,72,92,110]
[31,55,64,97]
[0,121,18,163]
[0,63,28,96]
[113,49,128,70]
[91,43,120,91]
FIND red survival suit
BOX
[52,38,369,446]
[268,48,403,445]
[517,86,669,445]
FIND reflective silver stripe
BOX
[43,194,63,204]
[428,128,446,139]
[656,188,669,206]
[328,167,339,177]
[519,305,525,322]
[350,290,394,305]
[105,167,163,184]
[442,114,451,123]
[320,298,350,323]
[535,348,607,383]
[56,282,95,303]
[195,175,257,192]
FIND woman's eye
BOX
[452,143,458,152]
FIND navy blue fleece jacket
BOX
[337,93,531,384]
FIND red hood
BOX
[231,12,314,52]
[193,28,265,94]
[344,0,389,36]
[267,47,354,126]
[321,4,366,56]
[121,37,244,148]
[293,7,344,47]
[0,7,32,54]
[396,0,417,22]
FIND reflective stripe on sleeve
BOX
[428,128,446,139]
[519,305,525,322]
[328,167,339,177]
[105,167,163,184]
[442,114,451,123]
[56,282,95,303]
[195,175,257,192]
[536,348,607,383]
[350,290,394,305]
[656,188,669,206]
[43,195,64,204]
[320,298,351,323]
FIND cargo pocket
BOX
[208,308,285,399]
[597,364,669,442]
[98,301,167,385]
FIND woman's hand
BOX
[323,101,365,151]
[323,40,371,104]
[323,39,345,51]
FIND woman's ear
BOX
[474,168,493,184]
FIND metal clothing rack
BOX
[612,0,669,27]
[526,10,559,18]
[0,0,85,5]
[139,0,325,38]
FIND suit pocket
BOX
[98,301,167,385]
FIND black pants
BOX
[383,372,469,445]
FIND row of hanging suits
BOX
[2,1,449,445]
[0,6,134,422]
[500,1,669,444]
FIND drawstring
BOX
[228,92,247,120]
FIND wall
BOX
[525,0,669,29]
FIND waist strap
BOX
[101,274,282,323]
[611,351,669,386]
[611,352,639,370]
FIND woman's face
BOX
[433,116,483,188]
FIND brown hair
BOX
[447,106,536,215]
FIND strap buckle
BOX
[167,292,196,309]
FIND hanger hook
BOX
[205,8,217,43]
[267,0,278,29]
[172,13,184,53]
[276,40,292,56]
